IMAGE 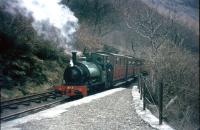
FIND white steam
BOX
[3,0,78,48]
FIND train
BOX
[54,51,145,97]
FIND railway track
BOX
[1,90,55,109]
[0,98,67,121]
[0,90,68,122]
[0,80,131,122]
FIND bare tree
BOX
[118,1,199,129]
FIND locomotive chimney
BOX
[72,52,77,65]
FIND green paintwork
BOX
[81,61,101,78]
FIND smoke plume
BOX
[2,0,79,49]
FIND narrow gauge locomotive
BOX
[54,51,143,97]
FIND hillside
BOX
[0,7,70,99]
[66,0,199,53]
[0,0,199,129]
[141,0,199,35]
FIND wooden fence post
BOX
[158,80,163,125]
[138,74,141,93]
[140,75,143,100]
[143,78,146,110]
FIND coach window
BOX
[136,61,141,66]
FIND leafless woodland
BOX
[73,0,199,129]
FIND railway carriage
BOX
[54,51,144,97]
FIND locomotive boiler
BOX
[64,52,101,84]
[54,51,144,97]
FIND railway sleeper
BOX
[54,93,62,97]
[32,99,41,103]
[49,95,56,99]
[21,102,30,106]
[8,105,18,109]
[41,97,48,101]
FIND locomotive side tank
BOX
[64,61,101,84]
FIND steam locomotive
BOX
[54,51,144,97]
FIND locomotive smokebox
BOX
[64,66,82,83]
[72,52,77,65]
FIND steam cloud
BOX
[3,0,79,49]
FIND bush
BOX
[143,42,199,129]
[0,10,69,91]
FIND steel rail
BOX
[1,90,55,109]
[1,90,54,104]
[0,98,66,121]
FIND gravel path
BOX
[15,87,155,130]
